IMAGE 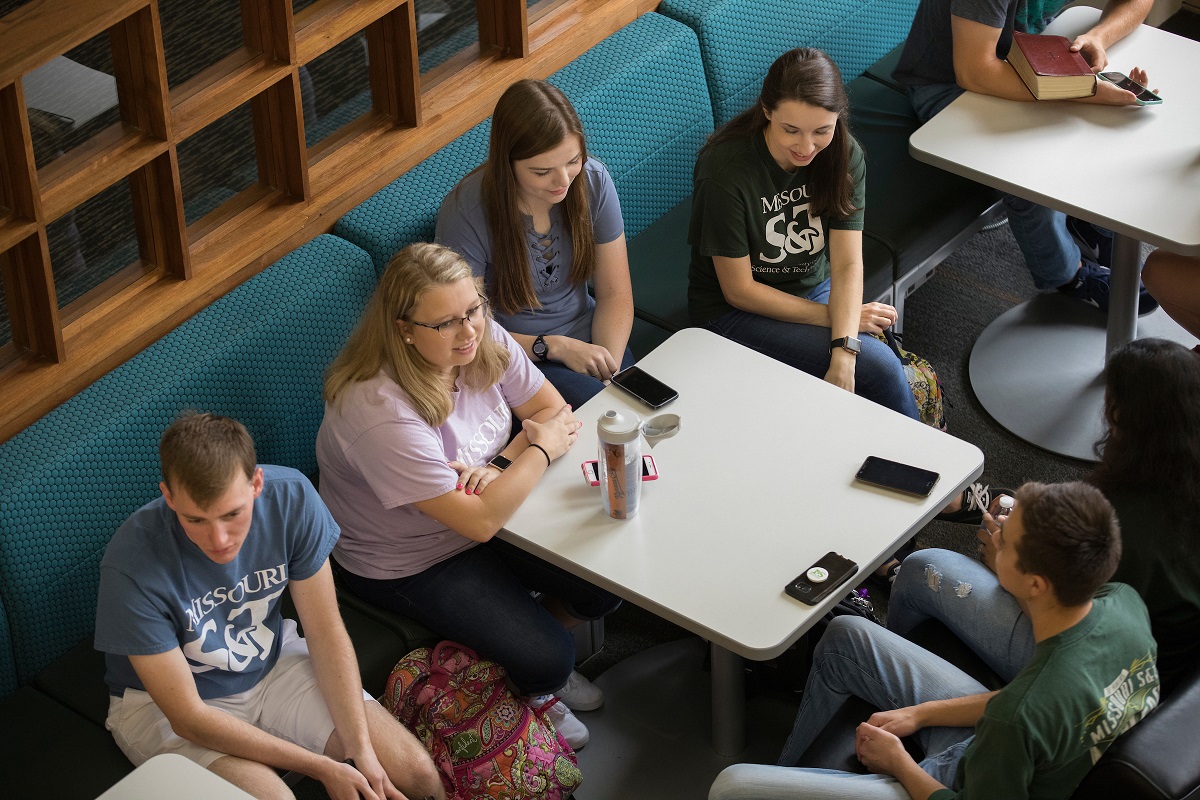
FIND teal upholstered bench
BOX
[0,234,435,794]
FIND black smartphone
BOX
[610,366,678,409]
[785,552,859,606]
[1098,71,1162,105]
[855,456,940,497]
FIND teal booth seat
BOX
[657,0,920,126]
[0,234,378,690]
[334,12,714,350]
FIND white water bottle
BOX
[995,494,1015,524]
[597,410,642,520]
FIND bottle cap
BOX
[997,495,1015,511]
[597,410,641,443]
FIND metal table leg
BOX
[710,642,745,756]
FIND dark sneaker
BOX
[1066,216,1114,266]
[1057,259,1160,315]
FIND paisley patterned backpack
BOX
[383,641,583,800]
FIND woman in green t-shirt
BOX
[688,48,917,419]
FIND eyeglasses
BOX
[408,299,489,338]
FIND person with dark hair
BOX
[710,482,1159,800]
[436,79,633,408]
[316,243,620,749]
[95,413,444,800]
[688,48,917,419]
[893,0,1159,314]
[889,337,1200,694]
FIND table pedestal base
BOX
[573,638,795,800]
[969,294,1197,461]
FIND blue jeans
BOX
[907,83,1081,290]
[537,347,635,409]
[887,548,1035,683]
[336,538,621,695]
[705,280,919,419]
[710,617,986,800]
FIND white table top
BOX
[909,6,1200,255]
[499,328,983,660]
[96,754,254,799]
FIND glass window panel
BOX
[0,265,10,350]
[417,0,478,75]
[160,0,245,88]
[177,101,257,227]
[49,178,140,311]
[24,33,121,171]
[303,33,372,148]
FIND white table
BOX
[909,6,1200,460]
[500,328,983,754]
[96,754,254,799]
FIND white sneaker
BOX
[534,696,590,750]
[555,670,604,711]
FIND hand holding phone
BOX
[1098,71,1161,105]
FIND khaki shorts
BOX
[106,619,372,769]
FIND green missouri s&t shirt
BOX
[687,131,866,326]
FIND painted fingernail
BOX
[456,483,463,490]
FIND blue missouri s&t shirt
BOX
[95,465,338,699]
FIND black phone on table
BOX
[785,552,859,606]
[855,456,940,497]
[610,366,678,408]
[1098,71,1161,105]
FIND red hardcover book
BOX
[1008,31,1097,100]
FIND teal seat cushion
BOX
[0,234,377,686]
[658,0,919,125]
[334,12,713,273]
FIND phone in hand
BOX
[582,455,658,486]
[785,552,859,606]
[610,366,678,409]
[1098,71,1162,105]
[855,456,940,497]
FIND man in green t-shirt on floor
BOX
[710,481,1160,800]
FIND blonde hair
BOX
[324,243,511,426]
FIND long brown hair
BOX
[479,79,594,315]
[703,48,856,220]
[324,243,510,427]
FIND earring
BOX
[406,338,413,344]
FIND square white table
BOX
[96,754,254,799]
[909,6,1200,460]
[499,328,983,754]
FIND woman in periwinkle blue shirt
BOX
[436,79,635,408]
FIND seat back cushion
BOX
[0,234,377,686]
[658,0,919,126]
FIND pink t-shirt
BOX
[315,325,544,579]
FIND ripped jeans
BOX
[886,548,1036,683]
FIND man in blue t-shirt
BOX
[893,0,1158,315]
[95,412,443,800]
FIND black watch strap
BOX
[829,336,862,355]
[532,334,549,362]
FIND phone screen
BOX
[785,552,859,606]
[855,456,940,497]
[610,366,678,409]
[1100,72,1161,104]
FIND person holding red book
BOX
[892,0,1158,315]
